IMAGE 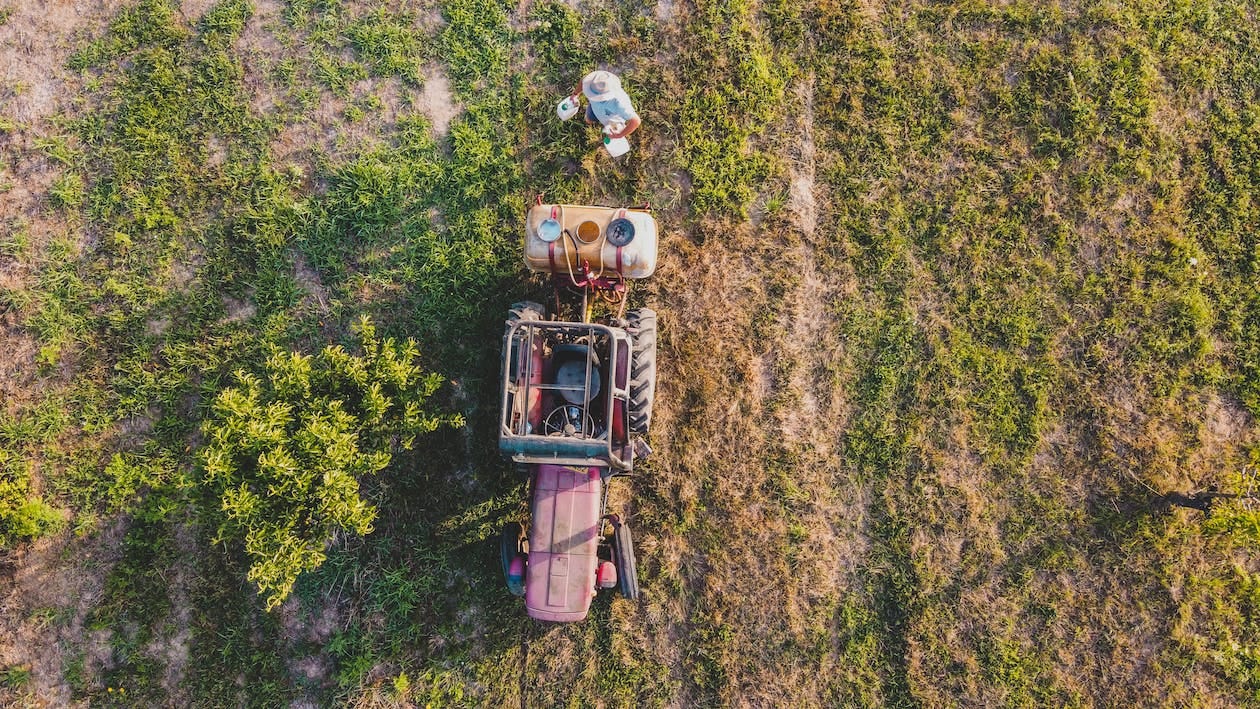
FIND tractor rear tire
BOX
[626,308,656,435]
[612,520,640,601]
[500,523,526,597]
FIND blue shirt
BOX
[586,90,638,127]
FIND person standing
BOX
[577,70,641,140]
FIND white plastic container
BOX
[556,95,581,121]
[602,120,630,157]
[603,134,630,157]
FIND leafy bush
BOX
[198,316,461,609]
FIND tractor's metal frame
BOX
[498,320,635,471]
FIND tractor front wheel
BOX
[611,518,640,600]
[500,523,527,597]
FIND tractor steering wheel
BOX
[544,405,596,438]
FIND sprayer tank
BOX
[524,204,658,280]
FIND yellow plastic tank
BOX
[524,204,658,279]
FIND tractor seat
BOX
[552,344,601,404]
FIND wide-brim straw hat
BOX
[582,71,621,101]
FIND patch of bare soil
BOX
[0,0,109,216]
[418,2,446,33]
[0,1,121,410]
[241,1,391,165]
[0,8,127,703]
[1200,392,1252,446]
[416,65,460,138]
[271,76,439,169]
[179,0,221,23]
[0,319,39,417]
[238,0,334,165]
[238,0,285,98]
[0,520,129,707]
[241,0,456,167]
[276,590,346,701]
[787,78,817,238]
[223,295,257,323]
[0,2,107,125]
[293,251,330,314]
[145,518,198,704]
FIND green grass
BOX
[2,0,1260,706]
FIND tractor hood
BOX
[525,464,604,622]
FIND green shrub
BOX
[198,316,461,609]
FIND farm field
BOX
[1,0,1259,706]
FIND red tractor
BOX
[498,202,658,622]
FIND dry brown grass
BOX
[0,520,127,707]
